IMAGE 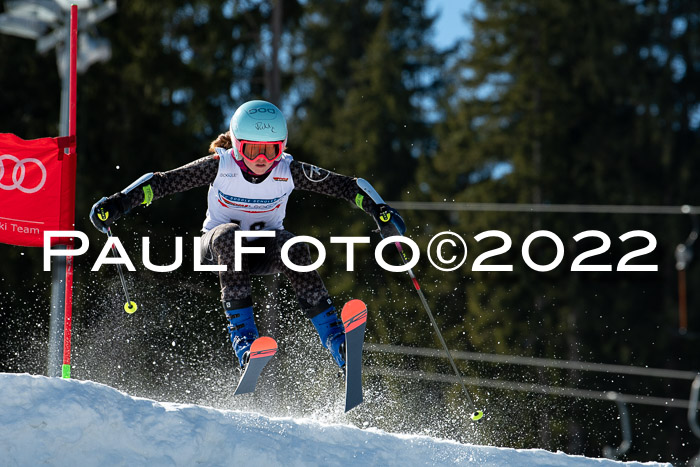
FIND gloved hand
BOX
[89,193,126,233]
[371,204,406,239]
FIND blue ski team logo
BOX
[217,190,285,213]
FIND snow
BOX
[0,373,669,467]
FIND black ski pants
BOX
[200,223,331,316]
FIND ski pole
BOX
[106,227,138,314]
[393,239,484,422]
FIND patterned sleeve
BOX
[289,160,378,214]
[122,155,219,211]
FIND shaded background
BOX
[1,0,699,463]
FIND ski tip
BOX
[341,299,367,332]
[249,336,277,359]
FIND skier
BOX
[90,99,405,373]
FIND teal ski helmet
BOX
[229,100,288,161]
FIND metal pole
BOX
[393,240,483,421]
[603,392,632,459]
[62,4,78,379]
[690,375,700,439]
[48,248,66,377]
[689,376,700,467]
[679,268,688,333]
[47,11,71,377]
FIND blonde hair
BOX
[209,131,233,153]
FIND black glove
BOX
[90,193,127,233]
[372,204,406,239]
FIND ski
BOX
[233,336,277,395]
[342,299,368,412]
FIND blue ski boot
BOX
[224,299,259,369]
[310,305,346,370]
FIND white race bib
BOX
[203,149,295,237]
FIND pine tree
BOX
[419,0,700,458]
[285,0,446,345]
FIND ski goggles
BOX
[237,140,284,162]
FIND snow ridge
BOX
[0,373,669,466]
